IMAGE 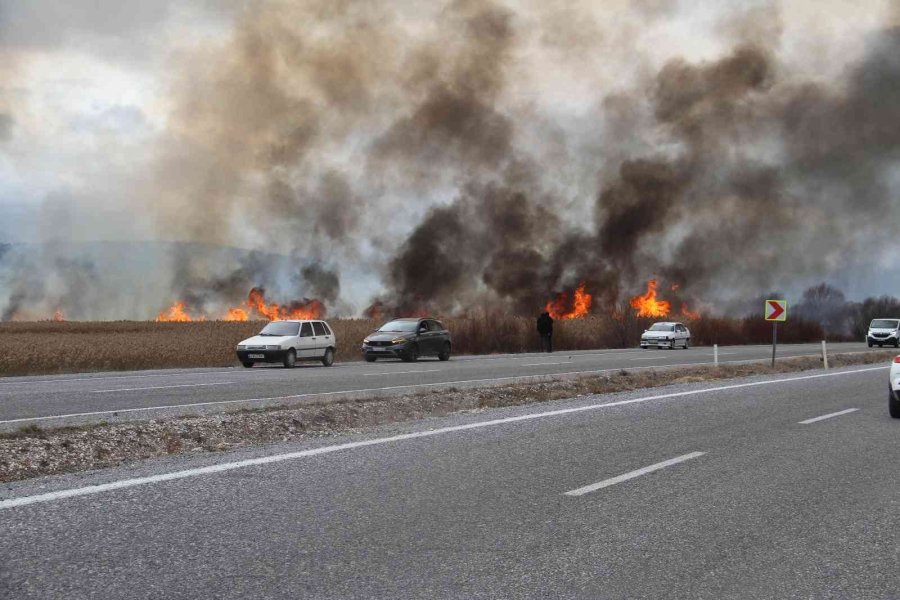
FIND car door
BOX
[414,320,432,354]
[312,321,330,357]
[298,322,316,358]
[428,320,445,354]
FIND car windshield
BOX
[870,319,899,329]
[259,322,300,336]
[649,323,675,332]
[377,320,419,333]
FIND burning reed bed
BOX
[0,350,891,483]
[0,314,835,377]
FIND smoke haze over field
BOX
[1,0,900,320]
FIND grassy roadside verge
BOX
[1,350,893,483]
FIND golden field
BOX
[0,314,830,377]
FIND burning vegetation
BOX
[156,288,325,322]
[544,283,592,320]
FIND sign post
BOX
[765,300,787,367]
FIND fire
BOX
[681,303,701,320]
[630,279,671,318]
[545,282,592,320]
[52,310,65,322]
[157,288,325,322]
[243,287,324,321]
[156,301,199,322]
[225,307,249,321]
[364,301,384,321]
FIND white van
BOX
[867,318,900,348]
[236,320,336,368]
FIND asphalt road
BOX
[2,362,898,598]
[0,342,876,430]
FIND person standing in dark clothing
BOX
[537,311,554,353]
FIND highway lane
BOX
[0,342,876,429]
[1,363,897,598]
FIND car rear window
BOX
[313,322,328,336]
[322,322,332,335]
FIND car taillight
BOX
[894,356,900,363]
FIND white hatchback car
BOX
[640,322,691,349]
[889,356,900,418]
[236,320,336,368]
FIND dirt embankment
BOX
[1,350,890,483]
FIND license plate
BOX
[248,353,265,359]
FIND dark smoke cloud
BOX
[299,264,340,304]
[6,1,900,319]
[375,23,900,317]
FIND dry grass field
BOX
[0,314,833,377]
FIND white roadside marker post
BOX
[714,344,719,366]
[822,340,829,370]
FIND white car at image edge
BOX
[889,356,900,418]
[236,320,336,368]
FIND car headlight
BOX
[266,345,281,350]
[237,345,246,350]
[392,338,407,345]
[363,338,371,344]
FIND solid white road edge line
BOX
[798,407,860,424]
[0,370,256,386]
[91,382,237,394]
[0,361,887,425]
[363,370,442,377]
[564,452,706,496]
[0,365,886,510]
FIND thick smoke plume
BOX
[2,1,900,320]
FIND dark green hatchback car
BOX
[361,317,451,362]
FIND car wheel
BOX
[241,361,254,368]
[321,348,335,367]
[890,386,900,418]
[879,343,884,348]
[894,340,899,348]
[364,354,377,363]
[402,344,419,362]
[283,349,296,368]
[868,340,874,347]
[684,339,690,349]
[438,342,451,361]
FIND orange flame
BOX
[156,288,325,322]
[681,303,701,320]
[630,279,671,318]
[225,307,249,321]
[364,301,384,321]
[156,301,199,322]
[243,287,324,321]
[52,310,65,322]
[545,282,592,320]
